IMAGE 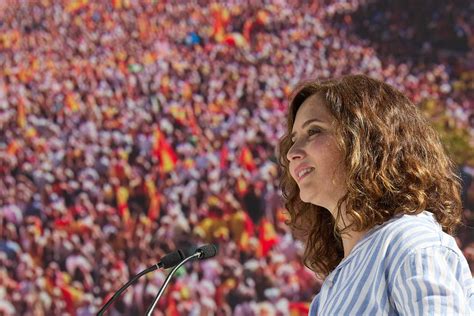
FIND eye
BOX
[290,128,321,144]
[307,128,321,136]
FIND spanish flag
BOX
[111,0,124,9]
[59,284,75,315]
[116,186,131,223]
[230,209,254,252]
[145,178,160,222]
[169,104,187,124]
[152,129,178,173]
[289,302,310,316]
[65,0,89,13]
[239,146,256,172]
[236,177,248,196]
[7,140,20,156]
[65,92,80,112]
[211,4,230,42]
[223,33,248,48]
[257,218,278,257]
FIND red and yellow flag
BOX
[257,218,278,257]
[152,129,178,173]
[65,0,89,13]
[7,140,20,156]
[65,92,80,112]
[289,302,310,316]
[145,178,160,221]
[231,210,255,252]
[211,4,229,42]
[116,186,131,223]
[239,146,256,171]
[236,177,248,196]
[111,0,129,9]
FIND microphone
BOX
[97,245,196,315]
[159,245,197,269]
[145,244,218,315]
[196,243,218,260]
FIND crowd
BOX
[345,0,474,132]
[1,0,473,315]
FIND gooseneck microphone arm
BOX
[145,252,201,316]
[145,244,218,316]
[97,264,159,316]
[97,246,196,316]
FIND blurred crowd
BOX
[0,0,473,315]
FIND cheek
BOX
[309,138,345,177]
[308,137,337,161]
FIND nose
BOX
[286,141,306,162]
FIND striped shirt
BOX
[309,211,474,315]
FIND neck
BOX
[341,229,368,259]
[328,202,369,258]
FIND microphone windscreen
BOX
[197,244,218,259]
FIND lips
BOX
[297,167,314,181]
[293,164,315,182]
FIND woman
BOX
[278,74,473,315]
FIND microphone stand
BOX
[145,252,200,316]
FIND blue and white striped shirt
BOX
[309,211,474,315]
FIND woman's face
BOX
[287,94,347,213]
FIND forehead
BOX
[292,94,332,129]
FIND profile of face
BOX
[287,94,347,213]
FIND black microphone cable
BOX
[145,244,219,316]
[97,245,196,315]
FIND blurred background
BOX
[0,0,473,315]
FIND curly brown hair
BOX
[277,74,463,278]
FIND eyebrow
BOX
[290,118,324,139]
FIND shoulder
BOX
[339,211,460,269]
[355,211,463,276]
[368,211,453,255]
[388,239,474,314]
[364,211,468,278]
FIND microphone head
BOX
[196,244,218,259]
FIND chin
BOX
[299,190,326,209]
[299,190,316,204]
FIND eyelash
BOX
[290,128,321,144]
[307,128,321,136]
